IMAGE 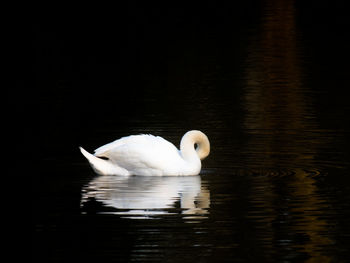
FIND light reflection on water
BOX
[81,175,210,220]
[238,1,335,261]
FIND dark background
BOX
[25,0,349,160]
[27,1,260,159]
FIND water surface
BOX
[32,1,350,262]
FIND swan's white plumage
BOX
[80,130,210,176]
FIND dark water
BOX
[30,1,350,262]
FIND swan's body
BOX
[79,130,210,176]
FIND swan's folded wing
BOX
[94,136,136,157]
[100,135,182,175]
[94,135,157,157]
[107,144,158,172]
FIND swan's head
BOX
[180,130,210,161]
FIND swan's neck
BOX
[180,130,210,162]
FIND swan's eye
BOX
[194,143,198,150]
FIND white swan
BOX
[79,130,210,176]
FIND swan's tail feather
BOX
[79,147,113,175]
[79,147,130,176]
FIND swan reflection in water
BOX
[81,175,210,219]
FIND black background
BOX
[24,0,348,161]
